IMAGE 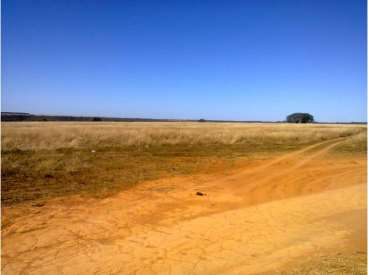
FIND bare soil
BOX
[2,137,366,274]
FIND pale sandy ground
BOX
[2,137,366,274]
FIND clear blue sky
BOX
[2,0,366,122]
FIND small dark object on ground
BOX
[44,174,54,179]
[32,202,45,207]
[196,192,206,196]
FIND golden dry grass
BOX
[2,121,366,150]
[281,252,367,274]
[1,122,366,205]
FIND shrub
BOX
[287,113,314,123]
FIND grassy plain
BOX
[2,122,367,274]
[2,122,366,205]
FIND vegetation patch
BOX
[2,122,366,205]
[281,252,367,275]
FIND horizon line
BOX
[1,111,366,124]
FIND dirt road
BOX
[2,138,366,274]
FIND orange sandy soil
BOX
[2,138,367,274]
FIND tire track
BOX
[245,138,346,192]
[209,137,346,191]
[235,137,345,175]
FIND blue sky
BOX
[2,0,366,122]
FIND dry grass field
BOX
[2,122,367,274]
[2,122,365,204]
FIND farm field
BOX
[2,122,367,274]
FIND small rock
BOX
[91,150,96,153]
[196,192,206,196]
